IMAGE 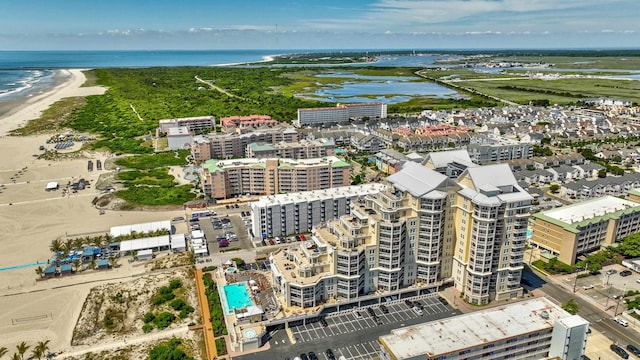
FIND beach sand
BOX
[0,71,190,354]
[0,69,106,137]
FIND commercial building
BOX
[530,196,640,264]
[219,115,279,129]
[379,298,588,360]
[191,127,298,163]
[269,161,531,308]
[295,102,387,127]
[422,149,476,178]
[167,126,193,150]
[246,138,336,159]
[159,116,215,133]
[200,156,351,199]
[467,134,533,164]
[250,183,386,238]
[110,220,172,238]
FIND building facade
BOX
[379,298,588,360]
[246,138,336,159]
[530,196,640,265]
[219,115,279,128]
[269,161,532,308]
[200,156,351,199]
[250,184,386,238]
[159,116,215,133]
[191,127,298,163]
[467,135,533,164]
[296,102,387,127]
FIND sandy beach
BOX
[0,69,106,137]
[0,71,190,354]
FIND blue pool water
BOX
[221,282,254,314]
[526,230,532,237]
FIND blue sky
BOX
[0,0,638,50]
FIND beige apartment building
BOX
[191,127,298,163]
[246,138,336,159]
[269,162,532,309]
[200,156,350,199]
[530,195,640,265]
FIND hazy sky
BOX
[0,0,638,50]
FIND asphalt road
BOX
[523,267,639,347]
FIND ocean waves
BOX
[0,69,54,102]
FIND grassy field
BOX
[450,77,640,105]
[501,56,640,70]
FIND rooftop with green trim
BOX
[532,195,640,233]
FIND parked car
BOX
[404,299,413,308]
[308,351,318,360]
[606,269,618,275]
[412,306,424,316]
[353,310,362,319]
[319,318,328,327]
[611,344,629,359]
[325,349,336,360]
[582,284,594,290]
[620,270,633,277]
[438,297,449,306]
[627,344,640,356]
[379,304,389,314]
[299,354,309,360]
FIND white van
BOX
[412,306,424,316]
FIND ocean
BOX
[0,50,288,103]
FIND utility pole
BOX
[614,283,627,316]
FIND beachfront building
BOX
[530,196,640,265]
[200,156,351,200]
[219,115,279,129]
[422,149,477,178]
[379,298,589,360]
[374,149,424,175]
[246,138,336,159]
[295,102,387,127]
[269,161,532,308]
[467,134,533,164]
[250,183,386,238]
[452,163,533,304]
[109,220,173,238]
[159,116,215,133]
[191,126,298,163]
[167,126,193,150]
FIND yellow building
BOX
[531,196,640,265]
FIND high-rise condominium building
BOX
[295,102,387,127]
[269,162,532,308]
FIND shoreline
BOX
[0,69,106,137]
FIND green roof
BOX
[627,188,640,197]
[331,158,350,168]
[278,163,294,169]
[202,159,224,173]
[532,205,640,234]
[248,142,275,152]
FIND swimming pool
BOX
[221,282,254,315]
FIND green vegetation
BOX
[203,273,227,336]
[114,150,189,170]
[10,96,87,136]
[626,296,640,311]
[578,148,625,176]
[531,258,573,275]
[562,299,579,315]
[620,233,640,257]
[455,77,640,105]
[533,145,553,156]
[62,67,327,154]
[215,338,228,356]
[575,248,618,273]
[144,279,193,332]
[148,338,194,360]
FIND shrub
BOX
[170,298,187,311]
[149,338,194,360]
[143,312,156,323]
[153,311,176,329]
[169,279,182,290]
[179,306,195,319]
[215,338,227,356]
[142,324,153,333]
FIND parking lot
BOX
[291,296,454,343]
[189,207,253,255]
[234,295,459,360]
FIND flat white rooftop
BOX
[251,184,386,207]
[110,220,172,238]
[541,195,639,224]
[379,298,568,359]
